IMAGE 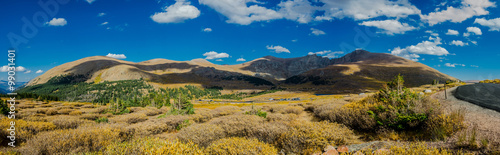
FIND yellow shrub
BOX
[45,109,58,115]
[278,121,360,154]
[69,110,83,116]
[21,125,125,154]
[104,137,204,155]
[177,124,226,147]
[109,113,147,124]
[206,137,277,155]
[57,109,74,115]
[389,142,453,155]
[50,116,85,129]
[281,106,304,115]
[0,118,56,144]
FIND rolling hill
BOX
[24,50,456,94]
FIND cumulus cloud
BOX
[390,36,449,61]
[445,63,465,67]
[474,17,500,31]
[203,51,230,59]
[450,40,468,46]
[36,70,44,74]
[308,50,344,58]
[151,0,200,23]
[310,28,326,36]
[106,53,127,59]
[278,0,318,23]
[425,30,439,37]
[46,18,67,26]
[199,0,282,25]
[420,0,495,26]
[361,20,416,35]
[318,0,421,21]
[199,0,420,25]
[203,28,212,32]
[464,26,482,36]
[0,66,28,72]
[446,29,459,35]
[236,58,246,61]
[266,45,290,53]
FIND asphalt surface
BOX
[454,83,500,112]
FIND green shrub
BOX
[96,117,109,123]
[245,109,267,118]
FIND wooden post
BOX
[444,83,447,100]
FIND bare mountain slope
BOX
[27,50,456,92]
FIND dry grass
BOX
[57,108,74,115]
[109,113,148,124]
[281,106,304,115]
[104,137,204,155]
[278,121,360,154]
[69,110,83,116]
[49,116,87,129]
[177,124,226,147]
[0,118,56,144]
[45,108,58,115]
[126,115,188,137]
[206,137,278,155]
[208,114,265,138]
[189,106,241,123]
[21,124,125,155]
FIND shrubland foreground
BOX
[0,76,499,155]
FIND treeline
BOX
[0,93,60,101]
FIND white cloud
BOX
[420,0,496,26]
[106,53,127,59]
[471,40,478,45]
[471,65,479,68]
[310,28,326,36]
[360,20,416,35]
[101,22,108,25]
[466,26,482,35]
[291,39,298,42]
[199,0,282,25]
[86,0,96,4]
[308,50,344,58]
[277,0,318,23]
[266,45,290,53]
[390,36,449,61]
[236,58,246,62]
[46,18,67,26]
[24,70,31,74]
[203,28,212,32]
[98,13,106,17]
[199,0,420,25]
[446,29,459,35]
[450,40,468,46]
[216,59,223,61]
[0,66,29,72]
[445,63,465,67]
[318,0,421,21]
[474,17,500,31]
[36,70,44,74]
[151,0,200,23]
[203,51,230,59]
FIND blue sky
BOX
[1,0,500,82]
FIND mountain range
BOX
[26,50,456,94]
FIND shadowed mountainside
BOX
[26,50,456,93]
